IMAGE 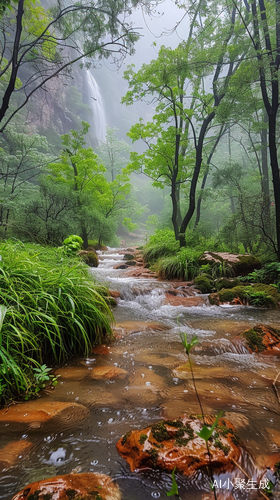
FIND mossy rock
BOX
[194,274,213,293]
[78,251,99,267]
[215,278,241,291]
[123,253,135,261]
[198,252,261,277]
[209,284,280,308]
[240,324,280,353]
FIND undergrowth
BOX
[0,239,113,405]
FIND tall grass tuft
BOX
[0,240,113,404]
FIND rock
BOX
[0,440,33,469]
[125,260,137,266]
[12,472,121,500]
[123,253,135,260]
[109,290,121,299]
[209,284,280,308]
[198,252,261,276]
[77,250,99,267]
[164,294,208,307]
[90,365,128,380]
[54,366,90,380]
[0,401,89,431]
[236,324,280,354]
[114,263,128,269]
[113,321,169,337]
[116,415,241,476]
[92,344,112,355]
[194,274,213,293]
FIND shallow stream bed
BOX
[1,248,280,499]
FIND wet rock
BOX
[90,365,128,380]
[123,253,135,260]
[209,284,280,308]
[0,401,89,431]
[12,472,121,500]
[92,344,112,355]
[198,251,261,276]
[165,294,208,307]
[77,250,99,267]
[116,415,241,476]
[114,263,128,269]
[109,290,121,299]
[123,267,157,278]
[236,324,280,354]
[125,260,137,266]
[0,440,33,469]
[54,366,90,380]
[113,320,169,337]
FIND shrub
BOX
[63,234,83,254]
[143,229,179,263]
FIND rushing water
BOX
[1,248,280,499]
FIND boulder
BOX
[198,252,261,276]
[114,264,128,269]
[92,344,112,355]
[77,250,99,267]
[236,324,280,354]
[0,401,89,431]
[12,472,121,500]
[123,253,135,260]
[209,284,280,308]
[116,415,241,476]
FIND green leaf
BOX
[196,411,223,442]
[167,467,179,497]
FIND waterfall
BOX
[85,70,107,143]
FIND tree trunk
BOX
[261,109,270,216]
[268,112,280,260]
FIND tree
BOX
[0,0,152,131]
[96,127,131,182]
[232,0,280,259]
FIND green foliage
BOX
[212,284,280,308]
[243,262,280,290]
[0,240,113,405]
[166,468,179,497]
[63,235,84,253]
[143,229,179,263]
[180,333,199,355]
[194,274,213,293]
[196,411,223,442]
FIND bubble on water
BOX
[91,460,98,465]
[108,418,113,423]
[145,381,151,386]
[151,492,160,498]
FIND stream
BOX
[1,247,280,500]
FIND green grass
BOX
[0,240,113,405]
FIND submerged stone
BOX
[12,472,121,500]
[116,415,241,476]
[0,440,33,470]
[90,365,128,380]
[0,401,89,431]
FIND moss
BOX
[165,419,184,428]
[66,490,78,499]
[123,253,135,260]
[41,495,53,500]
[147,448,159,465]
[213,283,279,308]
[121,431,132,445]
[215,278,241,291]
[194,274,213,293]
[242,327,266,352]
[27,492,40,500]
[151,421,171,442]
[214,438,230,456]
[139,433,148,445]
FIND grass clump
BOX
[0,240,113,405]
[143,229,179,263]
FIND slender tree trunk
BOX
[171,175,179,240]
[179,111,215,247]
[261,109,270,216]
[268,112,280,260]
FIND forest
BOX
[0,0,280,499]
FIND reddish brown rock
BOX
[235,324,280,354]
[12,472,121,500]
[116,415,241,476]
[0,440,33,469]
[0,401,88,430]
[198,252,261,276]
[165,294,208,307]
[109,290,121,299]
[92,344,112,355]
[90,365,128,380]
[124,267,157,278]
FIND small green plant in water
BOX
[166,467,180,498]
